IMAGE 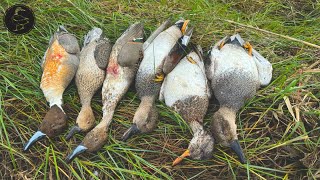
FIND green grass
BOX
[0,0,319,179]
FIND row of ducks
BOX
[23,19,272,166]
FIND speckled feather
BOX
[76,37,111,106]
[75,29,112,131]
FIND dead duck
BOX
[23,26,80,151]
[65,22,143,163]
[65,28,112,140]
[159,45,214,166]
[121,19,192,141]
[206,34,272,163]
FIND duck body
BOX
[121,19,191,141]
[66,23,143,162]
[210,43,259,111]
[206,34,272,163]
[66,28,112,140]
[24,26,80,151]
[136,23,182,97]
[160,47,214,164]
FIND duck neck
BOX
[96,104,116,130]
[218,106,238,140]
[218,106,236,123]
[140,96,156,108]
[49,96,64,113]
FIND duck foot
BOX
[219,40,225,49]
[187,56,197,64]
[243,42,253,56]
[154,73,164,82]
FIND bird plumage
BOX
[65,28,112,140]
[121,19,190,141]
[24,26,80,151]
[160,47,214,165]
[66,22,143,163]
[206,34,272,163]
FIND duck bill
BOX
[65,144,88,163]
[172,149,190,166]
[121,123,141,141]
[230,140,246,164]
[23,131,46,151]
[65,125,81,140]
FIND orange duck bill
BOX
[172,149,190,166]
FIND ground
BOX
[0,0,319,179]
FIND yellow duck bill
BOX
[65,125,81,140]
[65,144,88,163]
[23,130,46,151]
[230,140,246,164]
[121,123,141,141]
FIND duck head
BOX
[23,105,67,151]
[173,130,214,166]
[211,107,246,164]
[122,96,158,141]
[65,126,107,163]
[172,122,214,166]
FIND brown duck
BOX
[65,22,144,163]
[65,27,112,140]
[23,26,80,151]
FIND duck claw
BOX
[187,56,197,64]
[219,40,225,50]
[154,73,164,82]
[243,41,253,56]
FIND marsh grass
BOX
[0,0,319,179]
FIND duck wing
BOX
[117,22,144,67]
[143,19,171,51]
[94,38,112,69]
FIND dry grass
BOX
[0,0,319,179]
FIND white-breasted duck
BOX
[206,34,272,163]
[24,26,80,151]
[65,22,144,163]
[65,28,112,140]
[159,45,214,166]
[121,19,193,141]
